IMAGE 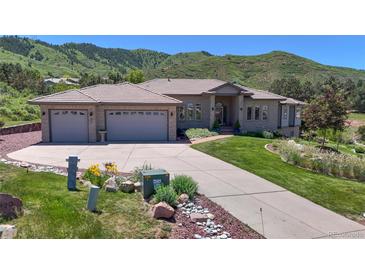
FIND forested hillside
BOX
[1,36,365,126]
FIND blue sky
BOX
[25,35,365,70]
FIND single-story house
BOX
[29,78,304,143]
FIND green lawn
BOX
[349,112,365,122]
[192,136,365,221]
[0,163,170,239]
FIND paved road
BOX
[7,142,365,239]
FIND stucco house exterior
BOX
[29,78,304,143]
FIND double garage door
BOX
[106,110,168,141]
[49,109,168,142]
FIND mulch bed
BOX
[0,131,41,157]
[170,194,264,239]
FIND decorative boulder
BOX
[206,213,215,220]
[120,180,135,193]
[104,177,118,192]
[134,182,142,192]
[178,193,189,204]
[152,202,175,219]
[0,224,17,239]
[0,193,23,219]
[190,213,208,222]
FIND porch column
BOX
[238,94,244,132]
[209,95,216,129]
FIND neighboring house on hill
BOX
[29,78,304,143]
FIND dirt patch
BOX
[170,194,264,239]
[0,131,41,157]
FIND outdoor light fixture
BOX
[170,112,173,117]
[90,112,93,117]
[240,107,243,111]
[212,107,214,111]
[42,111,45,116]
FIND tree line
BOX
[269,76,365,112]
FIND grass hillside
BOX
[147,51,365,89]
[1,36,365,90]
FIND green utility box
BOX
[141,169,170,199]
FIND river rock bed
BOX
[171,194,264,239]
[0,158,67,176]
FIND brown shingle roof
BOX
[30,83,182,105]
[138,78,233,95]
[238,85,287,100]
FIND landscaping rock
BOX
[194,234,202,239]
[152,202,175,219]
[134,182,142,192]
[104,177,118,192]
[190,213,208,222]
[20,162,31,168]
[0,193,23,219]
[178,193,189,204]
[119,180,135,193]
[0,224,17,239]
[207,213,215,220]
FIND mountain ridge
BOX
[0,36,365,90]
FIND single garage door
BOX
[50,110,88,142]
[106,110,168,141]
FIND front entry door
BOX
[215,102,224,125]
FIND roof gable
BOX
[139,78,228,95]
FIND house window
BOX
[283,106,288,120]
[187,103,194,120]
[295,107,301,119]
[247,107,252,120]
[195,104,202,121]
[254,106,260,120]
[262,105,268,120]
[177,106,185,120]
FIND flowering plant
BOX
[104,162,119,175]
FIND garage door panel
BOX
[106,110,167,141]
[50,110,88,142]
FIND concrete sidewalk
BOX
[7,143,365,239]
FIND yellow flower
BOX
[104,162,119,175]
[88,163,101,177]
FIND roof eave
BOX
[28,100,97,105]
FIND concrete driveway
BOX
[7,142,365,239]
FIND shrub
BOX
[83,164,109,187]
[354,146,365,154]
[233,120,241,130]
[211,120,220,131]
[185,128,218,139]
[276,140,365,182]
[171,175,198,199]
[154,186,178,207]
[358,126,365,141]
[0,119,4,128]
[262,131,274,139]
[130,162,152,182]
